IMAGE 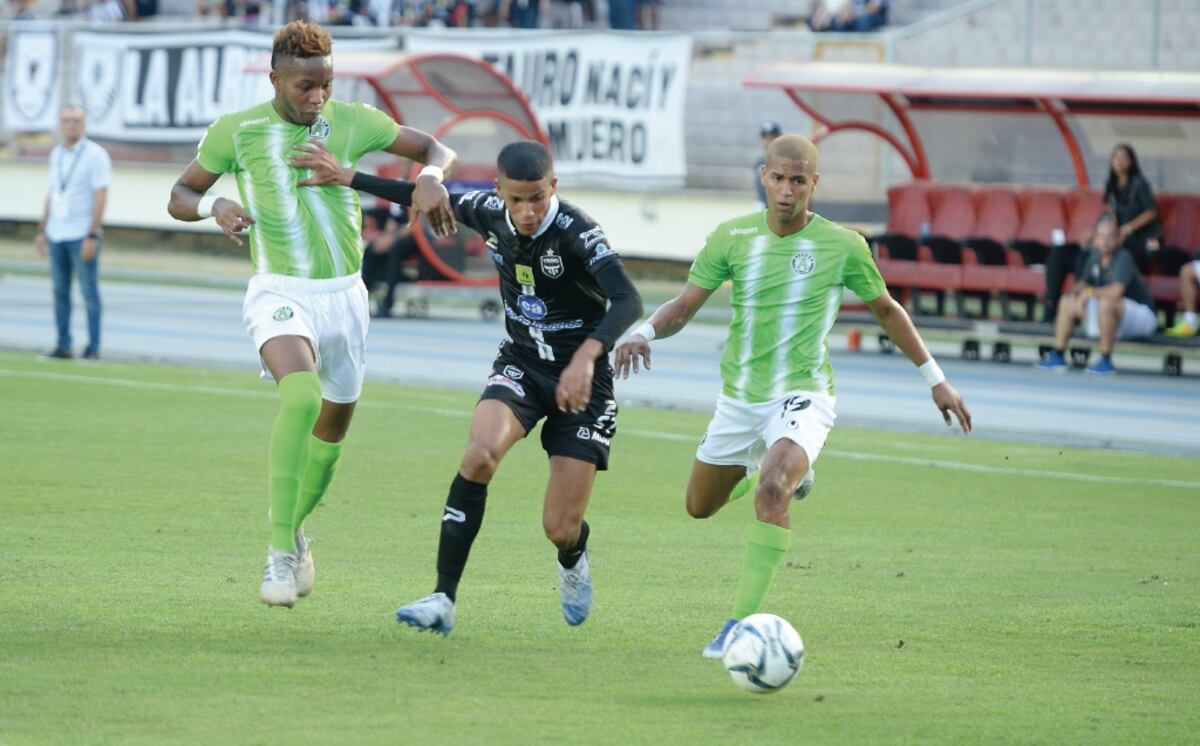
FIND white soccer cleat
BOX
[702,618,739,659]
[396,592,456,635]
[794,469,815,500]
[558,549,593,626]
[294,529,315,598]
[260,547,298,608]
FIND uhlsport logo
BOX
[791,250,815,275]
[308,116,330,141]
[272,306,294,322]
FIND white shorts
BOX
[1083,297,1158,341]
[242,272,370,404]
[696,391,837,473]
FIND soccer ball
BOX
[721,613,804,693]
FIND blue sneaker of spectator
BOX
[1034,350,1068,372]
[558,549,592,626]
[1085,355,1116,376]
[702,618,739,659]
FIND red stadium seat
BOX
[972,186,1021,246]
[927,185,976,241]
[886,181,933,236]
[1161,194,1200,251]
[1065,189,1104,245]
[1016,189,1068,246]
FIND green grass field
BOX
[1,350,1197,745]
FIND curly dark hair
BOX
[271,21,332,70]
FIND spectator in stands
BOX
[810,0,888,32]
[1042,143,1162,322]
[1035,213,1158,376]
[547,0,584,28]
[635,0,659,29]
[84,0,133,21]
[607,0,634,29]
[754,120,782,209]
[498,0,546,26]
[1165,259,1199,338]
[362,202,419,318]
[9,0,38,19]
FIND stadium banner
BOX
[406,29,693,186]
[3,29,392,142]
[3,23,62,132]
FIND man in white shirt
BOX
[35,105,111,360]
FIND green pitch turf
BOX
[1,350,1196,745]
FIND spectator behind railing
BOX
[1042,143,1162,322]
[9,0,38,19]
[1035,213,1159,376]
[809,0,889,32]
[1165,259,1200,338]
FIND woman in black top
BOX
[1042,143,1161,322]
[1103,143,1161,266]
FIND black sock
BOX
[434,474,487,602]
[557,521,589,569]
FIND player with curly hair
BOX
[168,20,459,608]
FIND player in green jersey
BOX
[615,134,972,658]
[167,20,458,608]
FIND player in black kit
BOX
[291,139,643,633]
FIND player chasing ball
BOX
[168,20,457,608]
[290,138,643,632]
[615,133,972,658]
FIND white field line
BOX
[4,368,1197,491]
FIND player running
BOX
[167,20,457,608]
[291,139,643,633]
[614,134,972,658]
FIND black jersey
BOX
[453,191,625,369]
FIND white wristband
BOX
[919,359,946,387]
[196,195,217,219]
[418,165,444,183]
[632,321,656,342]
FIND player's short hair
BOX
[497,141,553,182]
[766,134,820,174]
[271,21,332,70]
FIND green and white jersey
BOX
[688,211,886,401]
[197,99,400,278]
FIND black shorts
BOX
[480,344,617,470]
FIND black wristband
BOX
[350,171,416,206]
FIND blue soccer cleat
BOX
[558,549,593,626]
[396,592,455,635]
[702,617,739,659]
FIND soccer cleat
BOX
[1085,355,1116,376]
[1034,350,1068,373]
[396,592,455,635]
[702,617,739,659]
[260,547,298,608]
[558,549,593,626]
[794,469,815,500]
[1165,320,1197,338]
[294,529,314,598]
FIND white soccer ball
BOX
[721,613,805,694]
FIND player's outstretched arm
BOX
[168,160,255,247]
[615,282,715,378]
[866,291,972,434]
[386,127,458,238]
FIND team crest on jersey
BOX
[791,250,816,275]
[540,250,564,279]
[308,116,330,141]
[272,306,294,321]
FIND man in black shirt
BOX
[292,139,643,633]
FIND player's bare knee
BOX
[460,441,501,482]
[542,515,580,548]
[685,491,721,519]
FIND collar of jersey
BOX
[505,195,559,240]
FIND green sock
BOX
[731,520,792,619]
[293,434,343,530]
[269,372,322,552]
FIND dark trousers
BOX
[49,238,101,353]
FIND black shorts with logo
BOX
[480,342,618,470]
